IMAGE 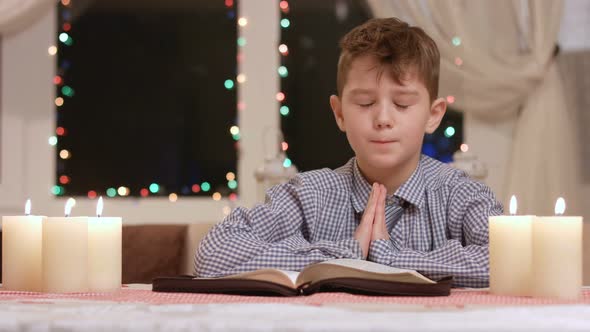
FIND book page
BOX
[317,259,417,274]
[278,270,300,285]
[219,269,300,289]
[296,259,435,287]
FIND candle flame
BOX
[555,197,566,215]
[96,196,104,217]
[65,197,76,217]
[509,195,517,215]
[25,199,31,215]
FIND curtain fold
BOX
[367,0,580,215]
[557,50,590,185]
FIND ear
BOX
[329,95,346,132]
[425,97,447,134]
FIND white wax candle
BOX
[1,200,44,292]
[88,197,122,292]
[42,198,89,293]
[532,198,582,299]
[489,196,533,296]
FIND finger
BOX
[374,185,386,226]
[369,183,378,203]
[367,183,376,204]
[370,183,381,209]
[361,183,378,224]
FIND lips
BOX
[370,139,397,144]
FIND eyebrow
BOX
[348,88,374,95]
[392,89,419,96]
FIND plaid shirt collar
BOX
[350,156,426,214]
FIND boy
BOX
[194,18,503,288]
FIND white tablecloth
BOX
[1,300,589,331]
[0,285,589,332]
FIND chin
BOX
[362,153,407,170]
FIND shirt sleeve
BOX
[367,181,503,288]
[194,176,362,277]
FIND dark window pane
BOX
[55,1,237,198]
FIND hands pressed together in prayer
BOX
[354,183,390,259]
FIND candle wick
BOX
[65,214,69,217]
[97,214,101,218]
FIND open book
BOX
[152,259,452,296]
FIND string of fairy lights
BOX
[278,1,293,168]
[48,0,240,202]
[451,37,469,154]
[233,0,293,170]
[48,0,74,199]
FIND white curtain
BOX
[367,0,581,215]
[558,50,590,184]
[0,0,56,35]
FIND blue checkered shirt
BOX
[194,155,503,288]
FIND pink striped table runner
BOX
[1,287,589,307]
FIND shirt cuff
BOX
[344,238,363,260]
[368,239,399,264]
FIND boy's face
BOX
[330,55,446,171]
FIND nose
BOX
[374,103,394,129]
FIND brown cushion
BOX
[122,225,187,283]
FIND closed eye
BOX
[358,102,374,108]
[395,103,410,109]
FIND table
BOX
[0,284,589,331]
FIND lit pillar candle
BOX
[88,197,122,292]
[533,198,583,299]
[43,198,89,293]
[489,195,533,296]
[1,200,44,291]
